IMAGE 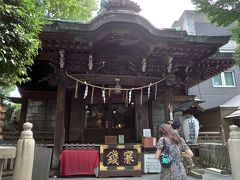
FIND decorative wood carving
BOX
[94,61,140,75]
[102,33,140,47]
[101,0,141,13]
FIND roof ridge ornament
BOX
[100,0,141,13]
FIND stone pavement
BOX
[47,169,232,180]
[2,169,232,180]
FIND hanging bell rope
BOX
[91,87,94,104]
[155,84,158,100]
[74,81,79,99]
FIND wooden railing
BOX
[198,143,231,173]
[33,132,54,143]
[197,132,224,143]
[64,143,99,150]
[2,131,19,142]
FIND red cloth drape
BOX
[60,150,99,176]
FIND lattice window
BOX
[26,99,56,132]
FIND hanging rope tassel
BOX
[102,88,106,103]
[91,87,94,104]
[129,89,133,104]
[155,84,158,100]
[84,81,88,99]
[140,88,143,105]
[148,83,152,99]
[74,81,79,99]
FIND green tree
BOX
[191,0,240,66]
[0,0,44,88]
[0,86,15,98]
[0,0,97,90]
[43,0,97,21]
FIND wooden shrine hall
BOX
[17,0,234,174]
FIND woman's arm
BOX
[179,137,193,158]
[155,149,161,160]
[181,148,193,158]
[156,137,164,160]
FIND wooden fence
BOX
[197,132,224,143]
[198,143,231,173]
[3,131,54,144]
[2,131,232,176]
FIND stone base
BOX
[188,170,203,179]
[188,168,205,179]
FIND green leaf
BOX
[192,0,240,66]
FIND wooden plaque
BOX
[99,144,142,178]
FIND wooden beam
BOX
[19,97,28,132]
[52,83,66,172]
[20,90,57,100]
[148,99,153,131]
[157,95,194,102]
[36,52,59,61]
[163,86,173,123]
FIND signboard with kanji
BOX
[99,144,142,178]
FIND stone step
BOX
[188,170,203,179]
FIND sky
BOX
[132,0,195,28]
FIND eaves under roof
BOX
[33,0,234,92]
[43,14,230,46]
[220,95,240,108]
[225,107,240,119]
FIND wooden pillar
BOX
[52,83,66,171]
[163,86,173,123]
[19,97,28,132]
[148,99,153,131]
[107,97,113,134]
[64,90,72,143]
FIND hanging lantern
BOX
[113,78,121,94]
[182,114,200,144]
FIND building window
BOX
[26,99,56,132]
[212,71,235,87]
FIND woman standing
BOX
[155,123,193,180]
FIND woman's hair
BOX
[159,123,181,144]
[171,120,181,130]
